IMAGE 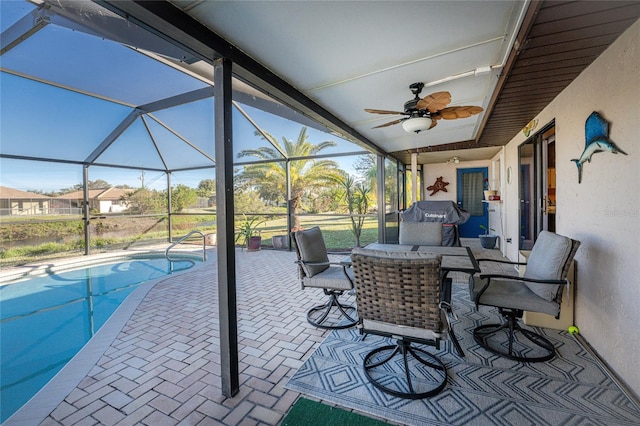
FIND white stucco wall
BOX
[500,19,640,395]
[423,159,505,245]
[422,159,493,202]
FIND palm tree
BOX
[236,127,344,230]
[337,175,372,247]
[354,154,400,212]
[354,154,377,192]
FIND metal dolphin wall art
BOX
[572,111,627,183]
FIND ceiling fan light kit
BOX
[402,116,433,133]
[365,82,484,134]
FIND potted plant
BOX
[479,225,498,249]
[235,214,265,251]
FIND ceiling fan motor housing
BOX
[404,98,421,113]
[405,82,426,113]
[409,82,424,95]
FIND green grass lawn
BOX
[0,213,386,266]
[256,215,380,250]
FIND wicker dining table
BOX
[343,243,480,357]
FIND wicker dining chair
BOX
[469,230,580,362]
[292,226,357,329]
[350,247,449,399]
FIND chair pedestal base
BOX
[363,340,447,399]
[307,290,357,330]
[473,310,555,362]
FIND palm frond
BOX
[237,146,281,160]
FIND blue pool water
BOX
[0,257,198,422]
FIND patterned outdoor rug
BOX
[286,283,640,425]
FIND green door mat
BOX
[281,397,390,425]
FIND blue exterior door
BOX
[456,167,488,238]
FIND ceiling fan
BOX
[365,82,484,133]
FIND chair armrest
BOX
[476,258,527,266]
[295,259,348,268]
[326,250,353,268]
[473,273,567,304]
[338,256,352,267]
[479,273,566,285]
[295,260,331,267]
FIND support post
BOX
[167,172,173,242]
[286,159,292,249]
[214,57,239,398]
[411,152,418,204]
[377,155,386,243]
[419,164,425,201]
[83,165,90,255]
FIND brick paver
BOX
[11,241,496,425]
[27,248,345,425]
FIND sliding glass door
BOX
[519,122,556,250]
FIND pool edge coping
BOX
[0,249,204,284]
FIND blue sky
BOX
[0,82,366,193]
[0,1,368,193]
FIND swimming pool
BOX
[0,255,200,423]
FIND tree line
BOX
[26,127,385,245]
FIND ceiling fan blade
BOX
[438,105,484,120]
[364,108,405,115]
[416,91,452,112]
[429,118,438,129]
[372,118,405,128]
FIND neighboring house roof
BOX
[55,188,132,200]
[0,186,52,199]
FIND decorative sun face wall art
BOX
[427,176,449,196]
[572,111,628,183]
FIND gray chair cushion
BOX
[302,266,354,291]
[523,230,572,301]
[293,226,330,277]
[398,221,443,246]
[469,275,560,317]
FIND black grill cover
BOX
[401,201,471,246]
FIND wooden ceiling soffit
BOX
[472,1,542,147]
[477,1,640,147]
[392,140,498,158]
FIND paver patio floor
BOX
[8,240,500,425]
